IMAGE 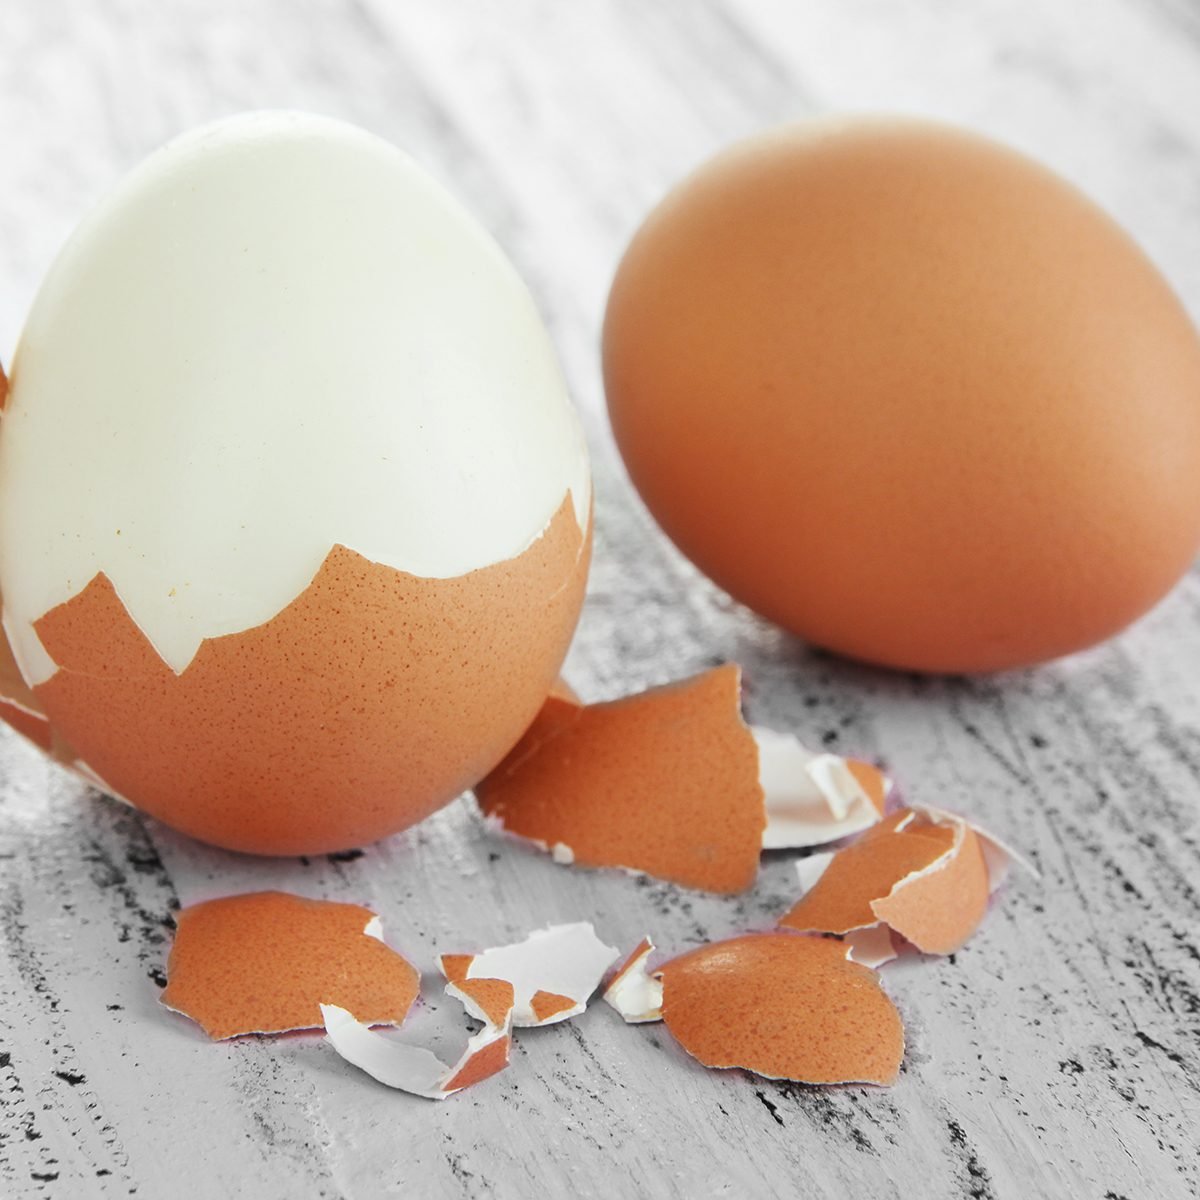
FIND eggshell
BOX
[438,922,618,1027]
[0,112,590,852]
[780,810,956,935]
[603,117,1200,672]
[780,805,1016,956]
[475,664,765,894]
[160,891,419,1040]
[658,932,904,1085]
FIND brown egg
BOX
[603,118,1200,672]
[0,113,592,854]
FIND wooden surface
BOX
[2,2,1199,1197]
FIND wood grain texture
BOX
[1,1,1198,1197]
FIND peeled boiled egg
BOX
[0,111,591,854]
[603,118,1200,672]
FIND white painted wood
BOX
[1,2,1198,1196]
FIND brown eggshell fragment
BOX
[441,1033,512,1093]
[449,977,516,1029]
[530,990,577,1022]
[161,891,419,1039]
[659,933,904,1085]
[476,664,765,894]
[32,496,588,855]
[870,821,991,954]
[779,812,955,934]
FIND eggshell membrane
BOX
[870,821,991,954]
[476,664,764,894]
[603,936,664,1023]
[438,923,618,1027]
[161,892,419,1040]
[659,932,904,1085]
[603,117,1200,672]
[30,497,587,855]
[779,812,955,934]
[321,994,514,1099]
[608,939,655,993]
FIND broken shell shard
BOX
[754,726,888,849]
[438,923,618,1027]
[658,933,904,1086]
[780,810,956,935]
[603,937,664,1023]
[321,989,514,1100]
[920,806,1038,893]
[476,664,765,893]
[781,806,1027,956]
[0,111,591,855]
[869,818,990,954]
[160,892,419,1039]
[843,924,899,969]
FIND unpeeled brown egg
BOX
[0,111,591,854]
[603,118,1200,672]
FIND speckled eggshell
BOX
[659,932,904,1085]
[160,891,419,1040]
[0,112,591,853]
[603,117,1200,672]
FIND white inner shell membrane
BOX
[461,923,619,1026]
[0,111,590,682]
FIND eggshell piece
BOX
[321,991,514,1100]
[659,933,904,1085]
[30,497,587,855]
[603,937,663,1024]
[438,922,619,1027]
[441,1031,513,1094]
[448,977,516,1029]
[476,664,765,893]
[755,726,888,849]
[779,812,955,934]
[844,924,899,969]
[530,991,577,1023]
[603,117,1200,672]
[782,806,1029,956]
[870,821,991,955]
[161,892,419,1039]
